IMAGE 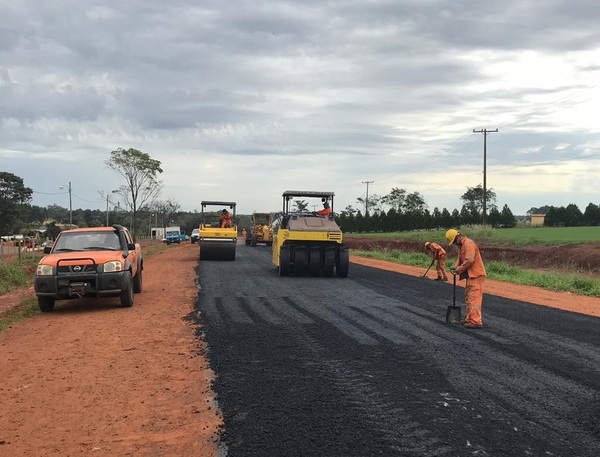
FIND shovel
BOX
[446,274,462,324]
[422,259,435,278]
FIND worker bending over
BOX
[424,241,449,281]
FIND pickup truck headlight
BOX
[36,264,54,276]
[103,261,123,272]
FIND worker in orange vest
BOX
[446,229,487,329]
[220,209,233,228]
[315,201,332,217]
[424,241,449,282]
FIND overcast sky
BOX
[2,0,599,217]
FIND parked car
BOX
[190,228,200,244]
[34,224,143,312]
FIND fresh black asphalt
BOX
[193,243,600,457]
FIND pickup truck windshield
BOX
[53,232,121,251]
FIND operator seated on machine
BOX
[315,201,332,217]
[220,209,233,228]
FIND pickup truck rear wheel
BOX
[133,268,143,293]
[120,273,134,307]
[38,296,55,312]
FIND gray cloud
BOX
[1,0,599,215]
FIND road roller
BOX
[199,201,237,261]
[272,191,349,277]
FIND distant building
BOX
[530,213,546,227]
[151,227,166,240]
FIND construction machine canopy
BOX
[282,191,334,199]
[282,191,335,214]
[201,201,237,215]
[201,201,236,209]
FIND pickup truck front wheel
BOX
[120,273,134,308]
[38,296,55,312]
[133,268,143,293]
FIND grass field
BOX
[352,249,600,297]
[347,225,600,246]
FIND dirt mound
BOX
[344,237,600,275]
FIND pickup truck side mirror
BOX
[127,243,136,251]
[44,246,51,254]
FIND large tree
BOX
[500,204,517,227]
[152,199,181,229]
[105,148,163,237]
[583,203,600,226]
[460,184,497,222]
[0,172,33,234]
[356,194,381,215]
[403,191,427,213]
[381,187,407,212]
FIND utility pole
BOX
[60,182,73,227]
[362,180,374,215]
[106,194,109,227]
[473,128,498,224]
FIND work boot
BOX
[464,323,483,329]
[433,277,442,281]
[441,277,448,282]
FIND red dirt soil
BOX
[0,244,221,456]
[345,237,600,275]
[1,241,599,456]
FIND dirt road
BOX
[1,242,600,456]
[0,243,221,456]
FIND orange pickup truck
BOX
[34,225,143,312]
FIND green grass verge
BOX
[0,258,39,295]
[0,296,39,332]
[347,225,600,247]
[352,249,600,298]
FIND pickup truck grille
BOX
[57,264,98,274]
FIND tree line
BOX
[2,149,600,238]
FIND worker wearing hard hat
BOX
[220,209,233,228]
[424,241,449,281]
[316,201,332,217]
[445,229,486,329]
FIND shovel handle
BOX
[452,274,456,306]
[422,259,435,277]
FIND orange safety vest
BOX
[220,212,232,227]
[455,236,486,279]
[428,242,446,259]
